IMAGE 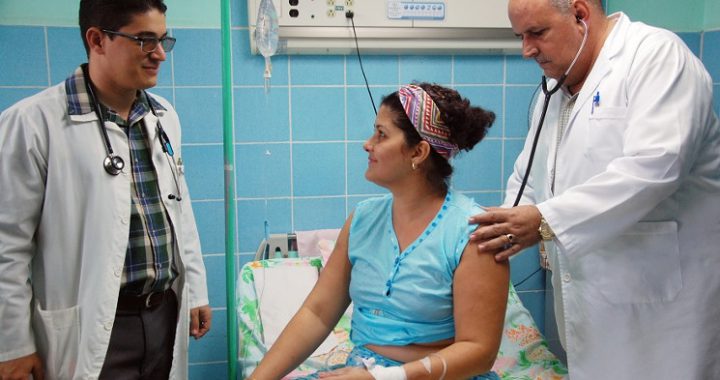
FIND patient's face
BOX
[363,105,413,187]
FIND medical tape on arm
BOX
[367,365,407,380]
[363,357,406,380]
[423,353,447,380]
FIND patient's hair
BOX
[79,0,168,55]
[380,82,495,194]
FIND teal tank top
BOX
[348,190,483,346]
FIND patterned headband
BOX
[398,84,459,160]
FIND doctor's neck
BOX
[87,63,138,121]
[565,15,616,95]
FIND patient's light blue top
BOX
[348,190,483,346]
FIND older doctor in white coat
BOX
[0,0,210,379]
[469,0,720,379]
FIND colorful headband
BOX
[398,84,459,160]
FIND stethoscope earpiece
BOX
[103,155,125,176]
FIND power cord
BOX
[346,10,377,115]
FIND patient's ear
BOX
[412,141,432,164]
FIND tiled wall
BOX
[1,2,718,378]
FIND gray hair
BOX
[549,0,603,13]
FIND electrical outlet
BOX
[327,9,336,17]
[326,0,335,5]
[345,0,353,6]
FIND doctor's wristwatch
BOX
[538,216,555,241]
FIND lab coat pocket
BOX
[586,106,628,172]
[34,304,80,380]
[593,221,682,304]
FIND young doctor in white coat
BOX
[469,0,720,379]
[0,0,211,379]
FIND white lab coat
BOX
[505,13,720,379]
[0,82,209,379]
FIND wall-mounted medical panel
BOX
[248,0,521,55]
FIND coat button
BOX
[562,273,572,283]
[104,321,113,331]
[121,217,128,225]
[113,266,122,277]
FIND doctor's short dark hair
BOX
[381,83,495,195]
[79,0,168,55]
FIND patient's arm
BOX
[249,215,354,379]
[404,240,510,379]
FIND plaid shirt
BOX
[66,65,177,296]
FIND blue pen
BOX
[592,91,600,114]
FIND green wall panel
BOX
[706,0,720,30]
[0,0,221,28]
[607,0,703,32]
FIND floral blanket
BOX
[237,258,568,379]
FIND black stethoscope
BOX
[81,63,184,201]
[511,18,589,207]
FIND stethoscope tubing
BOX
[511,19,588,207]
[81,63,183,200]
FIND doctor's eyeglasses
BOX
[102,29,176,53]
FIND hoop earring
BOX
[411,162,417,170]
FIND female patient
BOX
[250,83,508,380]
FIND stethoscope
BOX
[81,63,183,201]
[511,18,588,207]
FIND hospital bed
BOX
[238,230,568,379]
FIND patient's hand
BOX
[318,366,373,379]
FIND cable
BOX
[346,10,377,115]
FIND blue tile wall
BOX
[235,143,291,197]
[173,28,222,86]
[3,12,713,378]
[293,197,347,231]
[176,87,224,144]
[347,55,400,86]
[183,145,225,200]
[505,86,540,138]
[234,87,289,142]
[346,86,395,140]
[457,86,504,138]
[702,30,720,84]
[46,27,85,84]
[237,198,292,252]
[399,55,453,84]
[0,88,42,111]
[291,87,345,141]
[292,142,346,196]
[290,56,344,85]
[454,56,504,84]
[677,32,701,57]
[0,26,47,86]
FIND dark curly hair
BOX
[79,0,168,56]
[380,82,495,194]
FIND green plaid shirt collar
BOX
[65,65,166,119]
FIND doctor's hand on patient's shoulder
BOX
[469,205,543,262]
[318,366,373,379]
[0,353,44,380]
[190,305,212,339]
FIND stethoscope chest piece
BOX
[104,154,125,175]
